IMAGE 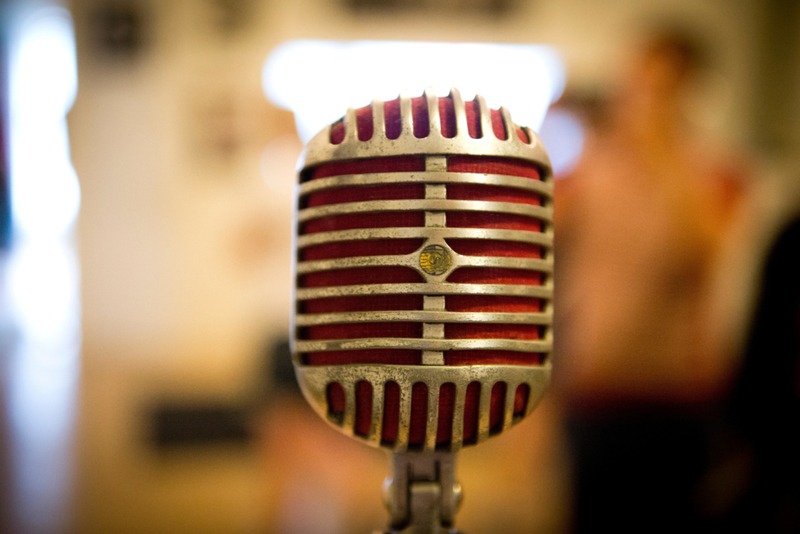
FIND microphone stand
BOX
[382,451,462,534]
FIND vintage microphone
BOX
[291,87,553,533]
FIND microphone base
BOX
[382,451,463,534]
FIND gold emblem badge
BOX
[419,244,451,276]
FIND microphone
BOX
[291,87,553,533]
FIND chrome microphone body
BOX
[291,88,553,533]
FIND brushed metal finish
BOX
[295,364,550,453]
[295,310,551,326]
[296,254,552,275]
[298,171,554,196]
[292,88,556,534]
[298,199,552,223]
[297,88,551,171]
[296,282,552,300]
[292,88,554,453]
[297,226,553,248]
[295,338,550,354]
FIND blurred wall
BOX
[70,1,296,531]
[64,0,783,532]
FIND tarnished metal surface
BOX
[292,87,554,453]
[297,226,553,248]
[295,364,550,453]
[384,452,462,533]
[298,171,553,196]
[296,282,553,300]
[295,310,551,326]
[295,338,550,354]
[299,198,552,222]
[297,88,552,172]
[290,87,555,534]
[296,253,551,276]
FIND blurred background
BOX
[1,0,799,532]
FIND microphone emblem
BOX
[419,245,451,276]
[291,87,553,533]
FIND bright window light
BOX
[263,40,565,143]
[6,240,81,349]
[538,108,585,177]
[8,7,80,240]
[3,6,81,531]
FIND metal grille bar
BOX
[296,282,552,300]
[298,199,552,223]
[295,338,550,353]
[297,227,552,248]
[295,364,550,453]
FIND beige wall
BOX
[67,0,768,532]
[72,0,763,398]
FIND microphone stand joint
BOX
[382,451,463,534]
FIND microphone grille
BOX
[292,88,553,452]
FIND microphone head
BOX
[291,88,553,453]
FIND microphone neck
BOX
[384,451,462,534]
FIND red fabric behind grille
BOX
[409,383,428,446]
[305,350,420,366]
[445,323,539,340]
[355,381,373,436]
[330,119,345,145]
[326,96,529,146]
[491,109,507,140]
[301,322,422,341]
[304,95,546,446]
[463,382,481,444]
[446,350,543,366]
[446,295,541,313]
[300,266,423,288]
[490,382,507,433]
[384,98,402,140]
[446,211,541,231]
[465,101,481,139]
[302,295,423,314]
[357,106,373,141]
[439,97,456,138]
[329,105,375,143]
[437,383,456,443]
[446,239,541,259]
[412,97,429,138]
[447,267,542,286]
[432,380,517,444]
[305,183,425,208]
[302,212,425,234]
[447,183,541,206]
[327,382,345,416]
[301,239,424,261]
[382,381,400,443]
[309,155,425,180]
[448,155,540,178]
[380,378,529,446]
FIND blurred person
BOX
[552,28,750,532]
[556,28,746,405]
